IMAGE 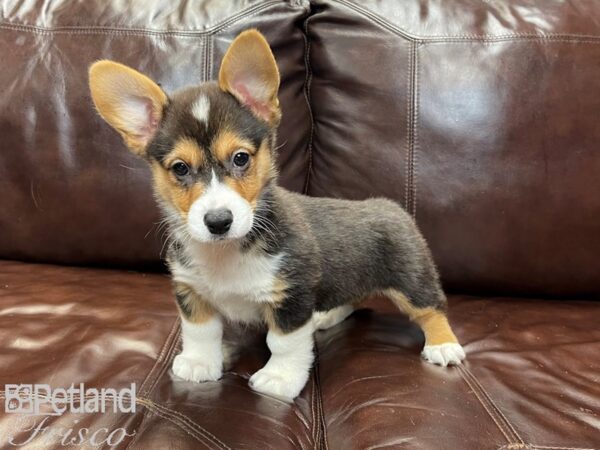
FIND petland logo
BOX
[4,383,137,447]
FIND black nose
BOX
[204,209,233,235]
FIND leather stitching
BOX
[331,0,600,42]
[404,41,414,212]
[138,398,229,449]
[0,391,595,449]
[458,365,523,445]
[457,366,514,443]
[0,390,226,449]
[412,42,420,217]
[498,446,534,450]
[463,366,524,443]
[208,33,214,81]
[138,316,181,397]
[333,0,414,41]
[203,36,209,83]
[144,319,182,397]
[301,14,316,195]
[137,398,231,450]
[405,41,419,216]
[310,369,318,445]
[314,350,329,450]
[422,38,600,45]
[138,408,208,447]
[0,1,282,37]
[532,446,598,450]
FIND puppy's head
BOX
[89,30,280,243]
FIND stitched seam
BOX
[405,41,418,216]
[0,1,282,37]
[458,366,522,444]
[333,0,415,41]
[204,35,210,83]
[213,3,283,37]
[532,446,598,450]
[301,14,316,195]
[0,391,227,449]
[464,366,522,443]
[314,346,329,450]
[137,399,222,448]
[2,391,596,450]
[404,42,414,211]
[498,446,533,450]
[144,399,230,450]
[331,0,600,42]
[462,366,524,444]
[144,319,182,397]
[411,43,420,217]
[208,33,214,81]
[138,316,180,397]
[138,398,231,450]
[457,366,514,444]
[310,368,318,447]
[202,36,208,82]
[422,37,600,45]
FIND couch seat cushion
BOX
[316,295,600,449]
[0,260,318,449]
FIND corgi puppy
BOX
[88,29,465,401]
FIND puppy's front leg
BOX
[250,313,315,401]
[172,283,223,382]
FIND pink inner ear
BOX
[135,96,160,141]
[146,100,160,132]
[233,81,272,121]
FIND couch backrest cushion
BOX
[0,0,310,268]
[306,0,600,296]
[2,0,600,298]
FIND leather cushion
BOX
[0,260,319,449]
[316,295,600,449]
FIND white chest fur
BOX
[170,243,284,324]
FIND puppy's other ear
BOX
[218,29,280,125]
[89,60,167,155]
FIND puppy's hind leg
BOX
[313,304,354,331]
[384,289,466,366]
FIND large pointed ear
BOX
[89,60,167,155]
[218,29,280,125]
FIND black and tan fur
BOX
[89,29,465,401]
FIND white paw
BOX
[249,367,308,401]
[422,343,466,367]
[172,354,222,382]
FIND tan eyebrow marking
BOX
[164,137,205,168]
[212,129,255,162]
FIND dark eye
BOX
[172,161,189,177]
[232,151,250,168]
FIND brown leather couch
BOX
[1,1,599,449]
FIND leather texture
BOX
[1,0,599,449]
[0,260,598,449]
